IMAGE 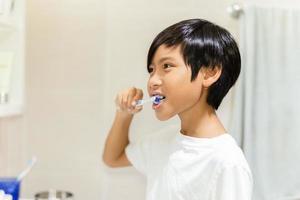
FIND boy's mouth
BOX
[152,94,166,109]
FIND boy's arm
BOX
[102,111,133,168]
[102,87,143,168]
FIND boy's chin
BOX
[155,113,175,121]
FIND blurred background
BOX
[0,0,300,199]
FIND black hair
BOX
[147,19,241,110]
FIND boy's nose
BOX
[148,74,162,90]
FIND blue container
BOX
[0,177,20,200]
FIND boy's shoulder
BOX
[211,135,250,170]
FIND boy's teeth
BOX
[152,95,166,105]
[154,95,166,99]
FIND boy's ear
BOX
[200,66,222,89]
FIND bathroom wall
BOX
[0,0,243,199]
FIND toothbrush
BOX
[135,95,163,106]
[17,156,37,182]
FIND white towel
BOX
[230,3,300,200]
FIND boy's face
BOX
[147,44,205,121]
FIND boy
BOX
[103,19,253,200]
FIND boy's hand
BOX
[115,87,144,115]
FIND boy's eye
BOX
[163,63,172,69]
[148,68,153,73]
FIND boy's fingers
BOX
[135,106,143,112]
[129,105,143,114]
[131,89,143,107]
[115,94,121,107]
[127,87,136,108]
[131,101,136,107]
[119,94,123,109]
[134,89,143,101]
[129,89,143,110]
[115,87,143,114]
[121,93,128,110]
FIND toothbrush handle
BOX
[135,100,145,106]
[136,98,153,106]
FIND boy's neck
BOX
[179,95,226,139]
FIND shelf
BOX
[0,0,25,118]
[0,103,23,117]
[0,20,15,30]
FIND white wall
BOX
[0,0,243,199]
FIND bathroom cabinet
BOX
[0,0,25,117]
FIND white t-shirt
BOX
[125,128,253,200]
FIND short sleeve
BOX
[209,164,253,200]
[125,136,151,175]
[125,124,179,176]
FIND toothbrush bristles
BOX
[136,95,165,106]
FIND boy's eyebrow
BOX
[152,57,176,66]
